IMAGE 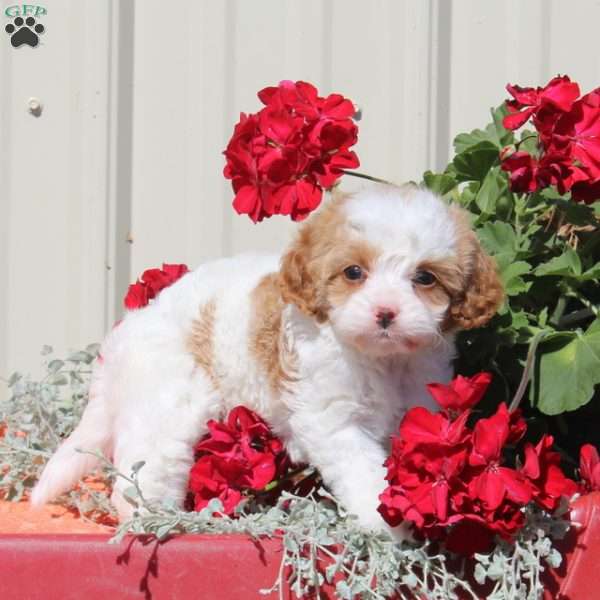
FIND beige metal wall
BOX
[2,0,600,380]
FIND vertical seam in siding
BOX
[221,0,237,258]
[104,0,135,327]
[428,0,452,172]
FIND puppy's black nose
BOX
[376,309,396,329]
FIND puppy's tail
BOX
[30,368,112,508]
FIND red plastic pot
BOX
[0,493,599,599]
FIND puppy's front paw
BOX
[386,521,414,544]
[350,508,413,543]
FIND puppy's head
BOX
[279,184,503,357]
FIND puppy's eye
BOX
[413,270,436,286]
[343,265,364,281]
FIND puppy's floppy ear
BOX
[448,231,504,330]
[279,230,328,323]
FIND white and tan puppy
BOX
[32,184,503,533]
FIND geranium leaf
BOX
[581,262,600,281]
[475,167,508,214]
[454,130,498,154]
[452,141,499,182]
[533,319,600,414]
[476,221,518,265]
[423,171,457,195]
[490,103,514,146]
[500,261,532,296]
[535,248,582,277]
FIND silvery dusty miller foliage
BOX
[1,347,570,598]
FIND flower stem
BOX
[514,134,538,151]
[341,170,393,185]
[509,330,549,412]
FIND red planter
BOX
[0,493,599,599]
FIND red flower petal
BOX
[124,281,150,310]
[427,372,492,413]
[503,107,536,131]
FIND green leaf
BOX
[533,319,600,414]
[47,360,64,373]
[423,171,457,195]
[453,105,513,154]
[490,103,514,146]
[475,167,508,214]
[454,130,498,154]
[67,351,94,364]
[47,373,68,386]
[452,141,499,182]
[476,221,518,265]
[581,262,600,281]
[508,309,530,330]
[501,261,531,296]
[535,247,582,277]
[517,129,539,155]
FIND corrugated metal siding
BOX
[2,0,600,381]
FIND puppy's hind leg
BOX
[110,367,221,519]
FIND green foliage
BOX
[423,104,600,463]
[0,345,115,519]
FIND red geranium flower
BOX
[553,89,600,179]
[426,372,492,414]
[521,434,578,511]
[500,76,600,203]
[188,406,290,515]
[468,404,532,510]
[223,80,359,222]
[579,444,600,493]
[378,373,577,556]
[503,75,580,131]
[124,263,189,310]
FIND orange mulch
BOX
[0,499,116,534]
[0,477,117,534]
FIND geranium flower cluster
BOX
[500,75,600,203]
[187,406,289,515]
[223,80,359,222]
[378,372,578,555]
[124,263,189,310]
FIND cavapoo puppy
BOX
[32,184,503,534]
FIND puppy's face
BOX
[279,186,503,358]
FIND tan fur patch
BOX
[187,299,220,390]
[279,194,382,322]
[326,240,380,307]
[250,273,298,394]
[445,205,504,329]
[415,258,463,308]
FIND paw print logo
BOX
[5,16,45,48]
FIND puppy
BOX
[31,184,503,533]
